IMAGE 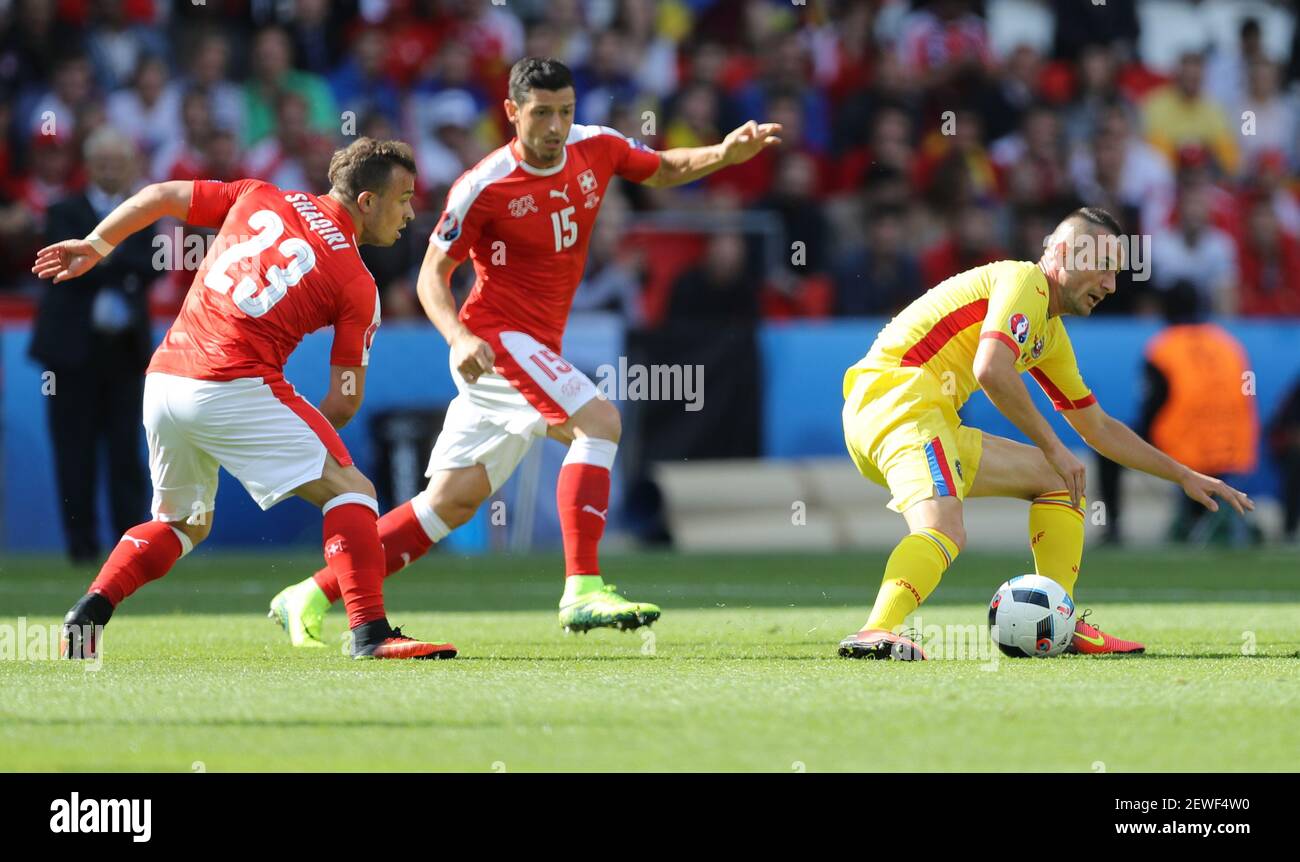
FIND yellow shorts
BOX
[842,365,983,513]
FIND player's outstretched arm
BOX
[31,181,193,283]
[320,365,366,429]
[1064,403,1254,515]
[641,121,783,188]
[973,337,1087,506]
[415,242,495,383]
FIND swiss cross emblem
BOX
[578,169,598,194]
[508,194,538,218]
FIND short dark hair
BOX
[328,137,416,200]
[1069,206,1123,236]
[508,57,574,105]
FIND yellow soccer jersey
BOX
[846,260,1096,413]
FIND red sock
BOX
[89,521,186,606]
[557,446,614,576]
[312,500,442,604]
[323,499,387,629]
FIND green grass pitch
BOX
[1,548,1297,772]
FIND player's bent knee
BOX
[172,517,212,547]
[436,499,482,529]
[572,398,621,443]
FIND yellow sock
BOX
[1029,491,1086,597]
[863,528,960,632]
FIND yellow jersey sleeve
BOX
[1027,321,1096,411]
[979,263,1049,360]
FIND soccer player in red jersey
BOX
[34,137,454,660]
[271,58,782,644]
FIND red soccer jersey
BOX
[430,124,661,352]
[147,179,381,382]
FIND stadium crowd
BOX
[2,0,1300,321]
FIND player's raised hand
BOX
[1044,444,1087,509]
[721,121,783,166]
[452,331,495,384]
[32,239,103,283]
[1182,471,1254,515]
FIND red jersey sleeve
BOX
[596,126,661,183]
[331,275,381,367]
[430,174,492,262]
[186,178,272,228]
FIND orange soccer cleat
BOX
[837,627,928,661]
[1068,610,1145,655]
[350,622,458,660]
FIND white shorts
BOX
[426,331,600,492]
[143,372,352,522]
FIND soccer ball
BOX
[988,575,1076,657]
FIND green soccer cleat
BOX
[268,578,330,648]
[558,583,661,633]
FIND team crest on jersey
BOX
[578,169,598,194]
[1031,334,1044,359]
[1009,312,1030,344]
[584,192,601,209]
[436,212,461,242]
[954,459,963,480]
[508,194,538,218]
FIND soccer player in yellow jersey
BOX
[838,207,1254,660]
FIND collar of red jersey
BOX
[511,138,567,177]
[316,194,359,243]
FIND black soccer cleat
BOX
[61,592,113,660]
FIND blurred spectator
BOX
[572,193,644,325]
[761,151,829,281]
[664,82,722,150]
[287,0,344,76]
[106,55,178,162]
[574,28,641,126]
[1267,380,1300,543]
[29,128,154,563]
[1138,282,1258,546]
[615,0,680,100]
[0,0,66,96]
[833,202,920,316]
[980,44,1043,143]
[1206,17,1267,112]
[150,90,216,182]
[183,31,245,139]
[1234,59,1297,174]
[414,90,486,190]
[245,91,322,192]
[243,26,339,146]
[896,0,992,119]
[668,231,760,322]
[1069,101,1173,235]
[330,27,402,127]
[1063,43,1122,147]
[26,54,95,138]
[1050,0,1139,62]
[1142,50,1239,177]
[1236,196,1300,317]
[84,0,167,92]
[915,109,998,208]
[12,132,81,231]
[408,41,490,143]
[920,203,1006,287]
[731,29,831,155]
[991,103,1072,209]
[1151,180,1238,314]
